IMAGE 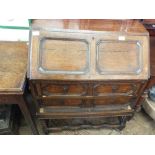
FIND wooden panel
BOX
[42,84,64,94]
[29,20,149,80]
[142,22,155,76]
[38,105,134,119]
[97,40,142,75]
[39,38,89,74]
[42,99,82,106]
[0,42,28,94]
[94,83,140,95]
[150,37,155,76]
[142,19,155,76]
[94,96,134,105]
[32,19,148,34]
[141,21,155,91]
[41,83,87,96]
[41,96,134,107]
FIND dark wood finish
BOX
[137,20,155,108]
[31,80,143,108]
[0,42,39,134]
[29,20,150,134]
[141,20,155,89]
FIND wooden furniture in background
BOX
[141,20,155,90]
[29,20,150,134]
[0,42,39,134]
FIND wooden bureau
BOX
[28,20,150,134]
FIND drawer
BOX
[41,96,135,107]
[94,83,140,96]
[94,96,135,105]
[41,83,87,96]
[42,99,83,106]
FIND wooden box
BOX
[28,20,150,133]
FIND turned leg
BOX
[18,96,39,135]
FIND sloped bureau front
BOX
[29,29,149,80]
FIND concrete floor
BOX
[19,109,155,135]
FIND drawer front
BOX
[32,82,140,108]
[42,99,83,106]
[94,83,140,96]
[94,96,135,106]
[41,83,87,96]
[41,96,135,107]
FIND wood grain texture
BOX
[133,20,155,109]
[0,42,28,94]
[141,20,155,87]
[0,42,39,134]
[143,20,155,76]
[29,20,150,80]
[150,37,155,76]
[32,19,148,34]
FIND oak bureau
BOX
[28,20,150,134]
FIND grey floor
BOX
[19,109,155,135]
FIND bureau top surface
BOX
[29,20,150,80]
[0,42,28,94]
[32,19,148,34]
